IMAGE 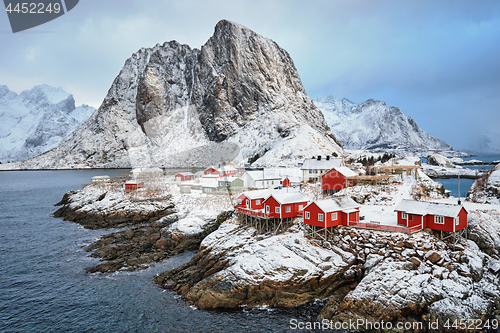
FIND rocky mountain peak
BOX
[315,95,453,152]
[12,20,342,169]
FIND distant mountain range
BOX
[0,84,95,163]
[315,95,452,152]
[12,20,342,169]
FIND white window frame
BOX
[256,199,260,205]
[455,217,459,225]
[332,212,338,221]
[305,211,310,219]
[298,205,303,211]
[286,206,291,213]
[237,199,242,205]
[402,212,408,219]
[435,215,445,224]
[266,205,270,213]
[246,199,249,207]
[275,207,280,213]
[318,213,324,222]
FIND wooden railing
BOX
[236,207,271,219]
[347,221,422,233]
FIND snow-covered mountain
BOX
[0,84,95,163]
[12,20,342,170]
[314,95,452,151]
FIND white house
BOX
[301,156,343,183]
[241,170,282,189]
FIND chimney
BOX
[326,155,330,160]
[317,156,321,161]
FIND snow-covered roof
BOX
[301,158,342,170]
[394,199,464,217]
[175,172,194,176]
[308,196,359,213]
[243,170,281,181]
[92,175,110,179]
[125,180,144,184]
[332,166,358,178]
[267,192,308,205]
[241,189,275,200]
[202,181,219,188]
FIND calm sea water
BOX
[435,153,500,197]
[0,170,325,333]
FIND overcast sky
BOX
[1,0,499,152]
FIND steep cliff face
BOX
[14,20,342,169]
[315,95,452,151]
[0,84,94,163]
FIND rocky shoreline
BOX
[85,211,232,273]
[154,214,500,332]
[54,189,175,229]
[53,183,234,273]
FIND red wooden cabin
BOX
[235,189,275,210]
[175,172,195,182]
[281,177,292,187]
[219,165,237,177]
[303,196,360,228]
[394,199,467,232]
[263,192,309,219]
[125,180,144,190]
[204,167,220,176]
[321,166,358,193]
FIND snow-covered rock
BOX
[0,84,94,163]
[12,20,342,170]
[155,219,358,309]
[427,153,457,168]
[468,164,500,204]
[315,95,452,151]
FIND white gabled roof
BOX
[394,199,464,218]
[301,158,342,170]
[331,166,358,178]
[307,196,359,213]
[267,192,308,205]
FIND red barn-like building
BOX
[303,196,360,228]
[263,192,309,219]
[321,166,358,194]
[175,172,195,182]
[204,167,220,176]
[125,180,144,190]
[394,199,467,233]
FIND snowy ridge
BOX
[0,84,94,163]
[315,95,452,151]
[11,20,342,170]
